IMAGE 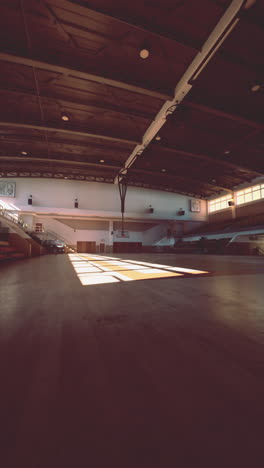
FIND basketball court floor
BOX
[0,253,264,467]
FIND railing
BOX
[0,205,75,252]
[33,226,73,247]
[0,204,30,230]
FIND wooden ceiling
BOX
[0,0,263,198]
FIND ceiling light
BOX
[61,114,70,121]
[212,179,216,183]
[99,159,105,163]
[64,176,68,179]
[139,48,150,59]
[224,150,230,155]
[155,135,161,141]
[21,151,27,155]
[161,168,166,172]
[251,83,261,92]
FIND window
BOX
[208,194,232,213]
[236,183,264,206]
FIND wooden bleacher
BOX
[190,213,264,236]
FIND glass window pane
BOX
[252,190,261,200]
[237,195,244,205]
[252,185,260,191]
[245,187,252,193]
[245,193,252,202]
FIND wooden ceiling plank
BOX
[0,86,153,120]
[0,121,138,146]
[185,101,264,131]
[155,145,263,177]
[0,52,171,101]
[130,168,233,192]
[0,156,121,170]
[47,0,201,51]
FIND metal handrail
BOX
[38,228,73,247]
[0,205,75,251]
[0,204,29,230]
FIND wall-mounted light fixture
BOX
[148,205,154,213]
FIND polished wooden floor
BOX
[0,253,264,468]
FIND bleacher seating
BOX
[0,224,26,262]
[190,213,264,236]
[172,237,232,254]
[0,240,25,262]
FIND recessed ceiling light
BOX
[224,150,231,154]
[61,114,70,121]
[64,176,68,179]
[212,179,216,183]
[251,84,261,92]
[161,168,166,172]
[21,151,27,155]
[139,48,150,59]
[99,159,105,163]
[155,135,161,141]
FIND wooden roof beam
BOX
[185,101,264,131]
[129,168,233,193]
[0,121,138,146]
[0,52,170,101]
[0,86,154,121]
[156,146,263,177]
[0,156,121,171]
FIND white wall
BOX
[0,178,207,221]
[0,178,208,248]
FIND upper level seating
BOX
[190,213,264,236]
[0,240,25,262]
[172,237,232,254]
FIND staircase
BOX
[0,206,44,259]
[0,223,25,262]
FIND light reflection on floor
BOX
[69,254,209,286]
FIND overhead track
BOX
[115,0,256,183]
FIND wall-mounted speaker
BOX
[74,198,78,208]
[228,201,234,206]
[178,209,185,216]
[28,196,32,205]
[149,207,154,213]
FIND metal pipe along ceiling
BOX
[114,0,256,184]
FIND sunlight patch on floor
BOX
[68,254,209,286]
